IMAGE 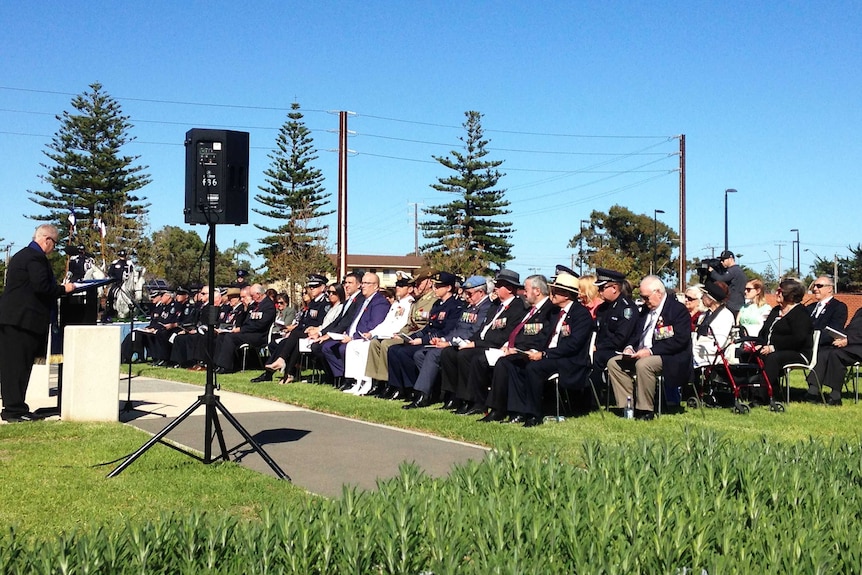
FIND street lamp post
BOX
[724,188,737,252]
[653,209,665,275]
[790,228,800,276]
[579,219,590,275]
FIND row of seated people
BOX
[689,274,857,406]
[120,283,276,374]
[252,266,647,426]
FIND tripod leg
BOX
[213,398,291,480]
[207,409,230,464]
[108,398,204,478]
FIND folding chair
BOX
[843,361,860,404]
[238,343,267,372]
[782,330,821,404]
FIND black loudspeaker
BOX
[184,129,249,225]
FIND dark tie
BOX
[508,306,537,348]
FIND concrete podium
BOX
[61,325,121,422]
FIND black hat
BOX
[719,250,735,260]
[553,264,579,280]
[494,269,523,289]
[76,244,86,253]
[395,277,412,288]
[431,271,458,287]
[703,281,728,302]
[117,249,127,257]
[176,287,190,296]
[306,273,328,288]
[149,290,162,298]
[236,269,249,278]
[594,268,626,287]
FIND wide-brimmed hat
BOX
[226,287,242,297]
[494,269,522,289]
[703,281,728,302]
[550,268,580,296]
[413,267,437,284]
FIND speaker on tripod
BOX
[184,128,249,226]
[109,128,289,480]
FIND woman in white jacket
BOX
[693,281,735,367]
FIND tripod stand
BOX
[108,223,290,480]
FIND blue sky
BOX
[1,1,860,282]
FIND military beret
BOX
[462,275,488,290]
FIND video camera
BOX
[697,258,723,284]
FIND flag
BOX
[67,209,76,238]
[99,219,107,238]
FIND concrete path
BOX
[116,377,488,497]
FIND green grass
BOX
[3,364,860,543]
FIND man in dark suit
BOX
[321,272,390,382]
[467,273,556,418]
[810,307,862,405]
[439,269,527,413]
[213,284,276,373]
[607,275,693,419]
[806,276,847,346]
[0,225,75,422]
[500,267,594,426]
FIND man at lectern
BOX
[0,224,75,422]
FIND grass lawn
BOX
[2,364,860,541]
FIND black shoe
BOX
[804,393,822,404]
[478,409,506,422]
[338,379,355,391]
[250,371,274,383]
[440,399,459,410]
[403,394,430,410]
[454,403,473,415]
[366,382,385,397]
[635,411,656,421]
[507,414,528,424]
[387,389,405,401]
[213,366,229,375]
[523,416,543,428]
[827,398,843,406]
[464,406,485,416]
[1,412,40,423]
[152,360,167,367]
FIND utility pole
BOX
[408,202,421,256]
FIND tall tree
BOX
[27,82,151,260]
[253,102,333,284]
[421,111,513,275]
[569,205,679,284]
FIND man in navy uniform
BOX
[104,249,133,322]
[233,269,249,288]
[591,268,638,400]
[384,271,465,399]
[403,275,493,409]
[66,244,95,283]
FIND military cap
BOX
[431,271,458,287]
[176,286,190,296]
[462,275,488,290]
[395,277,413,288]
[117,249,127,257]
[306,273,328,288]
[594,268,626,287]
[236,269,249,278]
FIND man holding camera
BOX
[709,250,746,316]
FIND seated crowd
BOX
[122,256,858,425]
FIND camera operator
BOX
[708,250,746,316]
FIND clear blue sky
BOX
[2,1,860,282]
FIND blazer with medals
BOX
[543,302,594,388]
[625,295,693,389]
[469,296,528,349]
[509,297,556,352]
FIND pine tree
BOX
[27,82,151,259]
[253,102,333,283]
[421,111,513,275]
